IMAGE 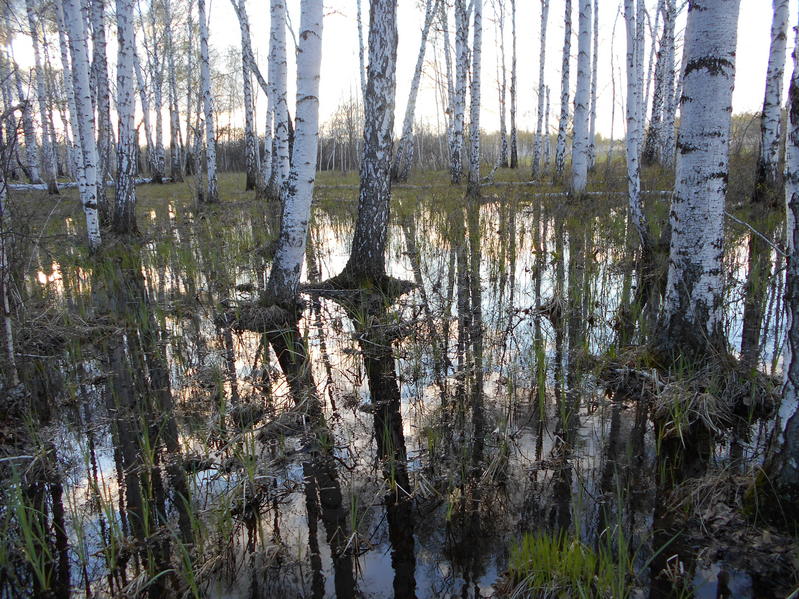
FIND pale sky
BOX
[217,0,795,139]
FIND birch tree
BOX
[767,20,799,519]
[532,0,549,177]
[270,0,290,197]
[90,0,112,210]
[451,0,469,184]
[660,0,676,165]
[339,0,398,284]
[495,0,507,168]
[555,0,572,178]
[264,0,323,306]
[588,0,598,169]
[657,0,741,359]
[509,0,518,168]
[198,0,218,203]
[113,0,137,234]
[54,0,82,185]
[62,0,102,250]
[164,0,183,181]
[231,0,259,191]
[25,0,58,194]
[391,0,436,183]
[624,0,652,259]
[755,0,790,204]
[468,0,482,194]
[571,0,592,194]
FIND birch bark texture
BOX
[198,0,219,203]
[392,0,436,183]
[660,0,677,165]
[342,0,398,283]
[468,0,482,194]
[265,0,324,306]
[62,0,102,250]
[451,0,469,184]
[571,0,592,194]
[509,0,518,168]
[770,18,799,514]
[532,0,549,178]
[113,0,137,234]
[270,0,290,197]
[555,0,572,179]
[231,0,259,191]
[90,0,112,212]
[658,0,741,359]
[755,0,790,204]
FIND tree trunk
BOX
[55,0,83,185]
[164,0,182,182]
[451,0,469,184]
[755,0,790,205]
[656,0,740,361]
[232,0,259,191]
[532,0,549,178]
[113,0,137,234]
[509,0,518,168]
[133,49,156,177]
[767,22,799,519]
[555,0,572,179]
[571,0,592,194]
[660,0,677,166]
[90,0,111,215]
[270,0,290,197]
[62,0,102,250]
[198,0,218,203]
[264,0,323,307]
[588,0,598,169]
[25,0,58,194]
[467,0,482,195]
[340,0,398,284]
[496,0,507,169]
[391,0,436,183]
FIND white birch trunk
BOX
[441,1,456,173]
[496,0,507,168]
[356,0,367,101]
[62,0,102,250]
[113,0,137,233]
[532,0,549,177]
[164,0,183,181]
[468,0,482,194]
[773,18,799,495]
[265,0,324,304]
[756,0,790,200]
[544,85,551,167]
[55,0,83,187]
[571,0,592,193]
[555,0,572,178]
[0,174,17,386]
[451,0,469,184]
[660,0,676,166]
[146,3,165,183]
[90,0,111,213]
[624,0,650,252]
[342,0,398,282]
[12,65,41,184]
[509,0,518,168]
[133,49,156,176]
[232,0,259,191]
[270,0,290,194]
[392,0,435,183]
[659,0,740,357]
[25,0,58,194]
[198,0,218,203]
[588,0,598,169]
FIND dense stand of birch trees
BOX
[0,0,799,511]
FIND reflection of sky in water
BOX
[27,196,777,598]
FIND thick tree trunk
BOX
[571,0,592,194]
[509,0,518,169]
[198,0,218,203]
[113,0,137,234]
[755,0,790,205]
[657,0,740,361]
[768,24,799,519]
[391,0,435,183]
[467,0,482,195]
[264,0,323,307]
[62,0,102,250]
[532,0,549,177]
[555,0,572,179]
[340,0,398,284]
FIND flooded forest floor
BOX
[1,164,798,598]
